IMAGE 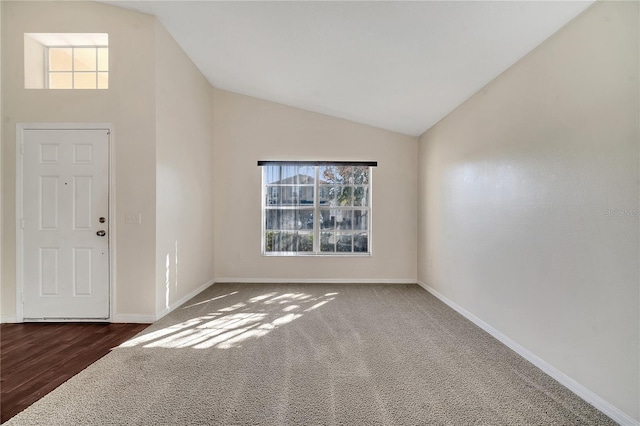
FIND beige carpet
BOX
[6,283,614,425]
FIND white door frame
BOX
[16,123,116,322]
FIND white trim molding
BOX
[113,280,215,323]
[111,314,156,324]
[214,278,416,284]
[155,279,215,321]
[1,316,18,324]
[417,280,639,426]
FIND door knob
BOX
[96,230,106,237]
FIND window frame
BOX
[46,45,109,89]
[261,162,374,257]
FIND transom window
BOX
[24,33,109,90]
[260,161,375,256]
[48,46,109,89]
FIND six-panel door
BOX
[22,129,110,319]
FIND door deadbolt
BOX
[96,230,106,237]
[99,217,106,223]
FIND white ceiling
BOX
[105,1,593,136]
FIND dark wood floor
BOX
[1,322,149,423]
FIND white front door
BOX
[21,128,110,320]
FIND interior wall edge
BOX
[154,279,215,322]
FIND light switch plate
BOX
[125,213,141,224]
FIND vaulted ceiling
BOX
[106,1,593,136]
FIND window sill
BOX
[262,252,372,257]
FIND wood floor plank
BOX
[0,322,149,423]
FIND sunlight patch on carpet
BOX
[120,291,336,349]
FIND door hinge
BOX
[20,218,25,229]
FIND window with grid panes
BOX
[48,46,108,89]
[260,161,374,256]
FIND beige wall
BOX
[418,1,639,421]
[23,35,44,89]
[213,89,417,282]
[1,1,158,320]
[155,22,215,316]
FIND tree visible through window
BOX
[261,162,374,255]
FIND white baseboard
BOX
[214,278,416,284]
[155,279,215,321]
[4,282,215,325]
[111,314,156,323]
[113,280,215,323]
[417,281,638,426]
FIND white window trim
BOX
[261,164,373,257]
